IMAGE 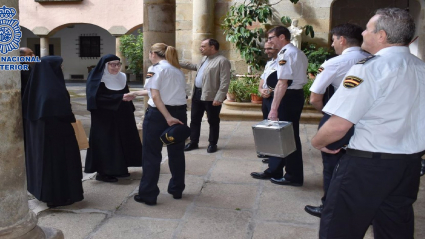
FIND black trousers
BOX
[189,87,222,145]
[138,105,187,201]
[263,89,304,183]
[320,152,421,239]
[321,149,345,204]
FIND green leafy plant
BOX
[302,42,335,76]
[221,0,300,71]
[120,30,144,79]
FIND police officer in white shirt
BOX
[312,8,425,238]
[304,23,370,218]
[256,42,279,162]
[124,43,187,206]
[251,26,308,187]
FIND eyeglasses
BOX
[267,35,277,41]
[108,62,122,67]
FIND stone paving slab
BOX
[37,211,106,239]
[91,217,179,239]
[177,207,252,239]
[195,183,258,209]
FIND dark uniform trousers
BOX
[320,150,422,239]
[321,149,345,204]
[189,87,221,145]
[138,105,187,201]
[263,89,304,183]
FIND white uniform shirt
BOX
[260,58,278,89]
[276,43,308,90]
[144,60,187,107]
[323,46,425,154]
[309,47,370,94]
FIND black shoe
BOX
[250,172,272,180]
[262,158,269,164]
[270,177,303,186]
[115,173,130,178]
[207,144,217,153]
[168,190,182,199]
[96,174,118,183]
[184,142,199,151]
[257,154,267,158]
[133,195,157,206]
[420,159,425,177]
[304,205,323,218]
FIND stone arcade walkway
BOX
[28,83,425,239]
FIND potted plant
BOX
[120,30,144,82]
[227,80,237,102]
[250,85,263,104]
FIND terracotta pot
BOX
[227,93,236,102]
[251,94,263,104]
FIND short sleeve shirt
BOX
[323,46,425,154]
[276,43,308,90]
[260,58,278,89]
[144,60,187,107]
[309,47,370,94]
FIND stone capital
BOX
[32,27,50,36]
[109,26,128,36]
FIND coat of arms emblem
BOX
[0,5,21,55]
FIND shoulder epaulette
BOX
[356,55,375,65]
[153,63,159,66]
[278,49,286,55]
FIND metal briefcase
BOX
[252,120,296,158]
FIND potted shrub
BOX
[250,85,263,104]
[227,80,237,102]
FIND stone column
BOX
[140,0,176,128]
[192,0,214,64]
[0,1,62,238]
[39,36,49,57]
[114,35,126,73]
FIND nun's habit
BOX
[85,54,142,180]
[22,56,84,207]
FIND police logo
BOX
[356,55,375,65]
[0,6,21,55]
[165,134,174,143]
[317,67,324,74]
[343,76,363,88]
[146,72,155,78]
[279,60,287,65]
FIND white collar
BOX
[101,63,126,90]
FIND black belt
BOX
[346,148,424,160]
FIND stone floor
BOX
[28,83,425,239]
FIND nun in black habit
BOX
[22,56,84,208]
[85,54,142,183]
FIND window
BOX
[79,36,100,58]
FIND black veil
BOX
[22,56,74,121]
[86,54,120,111]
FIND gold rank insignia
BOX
[343,76,363,88]
[356,55,375,65]
[279,60,287,65]
[146,72,155,78]
[165,133,174,142]
[318,67,324,74]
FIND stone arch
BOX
[126,24,144,35]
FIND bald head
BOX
[20,47,34,57]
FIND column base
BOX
[0,211,63,239]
